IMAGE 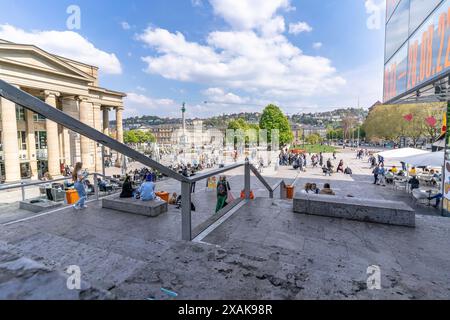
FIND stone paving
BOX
[0,148,449,299]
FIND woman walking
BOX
[215,176,231,213]
[72,162,88,210]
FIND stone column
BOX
[44,91,61,177]
[115,107,124,143]
[93,103,103,173]
[78,97,94,171]
[25,110,38,180]
[114,107,124,168]
[102,107,110,136]
[0,96,21,182]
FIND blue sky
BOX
[0,0,386,118]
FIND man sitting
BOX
[409,176,420,190]
[137,174,156,201]
[319,183,335,196]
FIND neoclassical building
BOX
[0,39,126,183]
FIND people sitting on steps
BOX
[120,175,134,198]
[320,183,335,196]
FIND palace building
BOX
[0,39,126,183]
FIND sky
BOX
[0,0,386,119]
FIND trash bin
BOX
[286,185,295,199]
[156,191,170,203]
[66,189,79,205]
[240,190,255,200]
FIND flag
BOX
[425,116,437,127]
[442,112,447,135]
[403,114,413,122]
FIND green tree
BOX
[259,104,293,146]
[123,130,139,144]
[123,130,156,145]
[306,133,322,145]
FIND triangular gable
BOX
[0,41,95,82]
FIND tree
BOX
[362,102,445,145]
[259,104,293,146]
[306,134,322,145]
[123,130,156,145]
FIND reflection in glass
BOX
[386,0,411,62]
[409,0,443,35]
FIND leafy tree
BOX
[259,104,293,146]
[363,102,445,146]
[306,133,323,145]
[123,130,156,145]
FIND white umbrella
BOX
[400,152,444,168]
[377,148,429,159]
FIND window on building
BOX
[35,131,47,149]
[409,0,442,35]
[17,131,27,151]
[385,0,411,62]
[16,105,26,121]
[33,113,46,122]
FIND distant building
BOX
[302,125,327,138]
[290,123,303,145]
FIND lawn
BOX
[291,144,337,154]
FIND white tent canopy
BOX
[399,152,444,168]
[377,148,429,159]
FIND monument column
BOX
[78,96,94,170]
[93,103,103,173]
[44,90,61,177]
[25,109,38,179]
[0,94,21,182]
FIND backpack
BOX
[217,182,227,196]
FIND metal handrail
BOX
[0,81,285,241]
[0,172,116,192]
[188,162,245,183]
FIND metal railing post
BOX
[93,173,99,201]
[244,159,251,199]
[181,181,192,241]
[21,182,25,201]
[280,181,287,199]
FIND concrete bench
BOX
[293,193,415,227]
[19,199,62,213]
[102,196,168,217]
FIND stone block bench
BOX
[102,196,168,217]
[19,199,62,213]
[293,193,415,227]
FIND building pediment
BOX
[0,42,95,82]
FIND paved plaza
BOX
[0,149,449,299]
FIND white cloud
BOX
[209,0,293,31]
[288,22,313,35]
[313,42,322,49]
[121,21,131,30]
[136,0,347,116]
[138,27,345,98]
[0,24,122,75]
[191,0,203,7]
[203,87,249,104]
[124,92,176,117]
